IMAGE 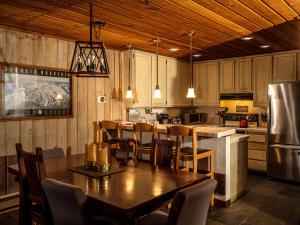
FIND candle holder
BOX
[96,143,111,172]
[85,143,97,169]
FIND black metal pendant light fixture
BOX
[69,5,110,77]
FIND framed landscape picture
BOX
[0,64,72,120]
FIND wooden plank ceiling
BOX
[0,0,299,60]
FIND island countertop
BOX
[120,122,236,138]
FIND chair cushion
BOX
[138,211,168,225]
[180,147,210,154]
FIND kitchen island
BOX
[120,123,249,206]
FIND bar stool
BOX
[133,123,158,165]
[167,125,215,206]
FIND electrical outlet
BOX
[98,96,106,103]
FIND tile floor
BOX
[0,174,299,225]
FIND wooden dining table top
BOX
[8,154,207,224]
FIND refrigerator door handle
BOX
[270,144,300,150]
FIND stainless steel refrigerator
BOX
[268,82,300,182]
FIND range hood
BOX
[219,93,253,100]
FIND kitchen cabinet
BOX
[273,52,297,82]
[193,63,206,105]
[151,56,167,107]
[235,58,252,92]
[220,60,235,93]
[193,61,219,106]
[253,56,272,107]
[248,132,267,172]
[179,61,191,106]
[124,50,152,107]
[166,59,190,106]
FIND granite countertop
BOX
[120,122,236,138]
[230,134,250,144]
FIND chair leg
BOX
[193,158,197,174]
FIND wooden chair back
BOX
[166,126,193,170]
[132,123,158,164]
[20,147,47,204]
[98,120,121,143]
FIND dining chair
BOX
[97,120,121,152]
[138,179,217,225]
[167,125,215,205]
[16,143,50,225]
[133,123,158,165]
[41,178,118,225]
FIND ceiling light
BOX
[186,31,196,99]
[69,5,109,77]
[169,48,179,52]
[193,53,202,57]
[241,36,253,41]
[259,45,270,49]
[125,45,134,99]
[153,38,162,99]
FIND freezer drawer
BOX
[268,144,300,182]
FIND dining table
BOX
[8,154,207,225]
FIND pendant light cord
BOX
[189,32,193,87]
[156,39,159,87]
[128,45,131,89]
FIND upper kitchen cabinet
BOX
[124,50,152,107]
[166,58,181,106]
[235,58,252,92]
[166,59,190,106]
[273,52,297,83]
[220,60,235,93]
[194,61,219,106]
[253,56,272,107]
[151,56,167,107]
[194,63,206,106]
[179,61,191,106]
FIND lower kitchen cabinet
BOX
[248,132,267,172]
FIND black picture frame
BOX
[0,63,73,120]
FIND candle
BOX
[97,144,109,166]
[86,144,97,162]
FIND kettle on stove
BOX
[239,116,248,128]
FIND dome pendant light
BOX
[153,38,162,99]
[186,32,196,98]
[126,45,133,99]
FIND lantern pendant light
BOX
[153,38,162,99]
[186,31,196,98]
[69,5,110,77]
[125,45,134,99]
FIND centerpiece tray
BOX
[70,166,126,178]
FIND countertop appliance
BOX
[223,113,259,129]
[268,82,300,182]
[182,112,207,124]
[156,113,169,124]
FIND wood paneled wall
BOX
[0,28,124,156]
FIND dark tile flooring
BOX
[0,174,299,225]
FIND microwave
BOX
[182,112,207,124]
